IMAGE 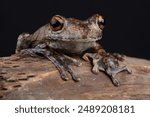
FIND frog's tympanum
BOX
[16,14,131,86]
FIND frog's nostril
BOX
[97,15,105,27]
[97,17,105,30]
[100,18,105,26]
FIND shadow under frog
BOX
[15,14,131,86]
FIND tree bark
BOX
[0,54,150,99]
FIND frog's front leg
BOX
[17,44,81,82]
[16,45,68,81]
[44,53,82,81]
[83,52,131,86]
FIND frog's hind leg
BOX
[15,32,31,54]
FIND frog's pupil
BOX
[50,19,62,28]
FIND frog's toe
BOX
[67,69,81,82]
[112,78,120,87]
[73,77,81,82]
[92,66,99,74]
[73,60,82,67]
[127,68,132,74]
[114,65,132,75]
[83,53,101,62]
[92,64,99,74]
[60,72,69,81]
[82,53,91,62]
[64,65,81,82]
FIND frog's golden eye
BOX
[49,16,64,31]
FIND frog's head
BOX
[47,14,105,42]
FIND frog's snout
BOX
[97,15,105,30]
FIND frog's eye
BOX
[49,16,64,31]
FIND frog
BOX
[15,14,131,86]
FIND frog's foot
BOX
[83,53,132,86]
[83,53,103,74]
[64,64,81,82]
[105,65,132,86]
[57,55,81,81]
[44,51,81,81]
[45,54,81,81]
[46,54,81,82]
[45,55,69,81]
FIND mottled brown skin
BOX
[16,14,131,86]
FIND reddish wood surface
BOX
[0,55,150,99]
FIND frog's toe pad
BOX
[61,74,69,81]
[112,78,120,87]
[73,77,81,82]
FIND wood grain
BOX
[0,54,150,99]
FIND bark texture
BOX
[0,54,150,99]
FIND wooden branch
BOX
[0,54,150,99]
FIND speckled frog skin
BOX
[16,14,131,86]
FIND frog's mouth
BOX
[47,36,102,42]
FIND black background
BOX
[1,0,150,59]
